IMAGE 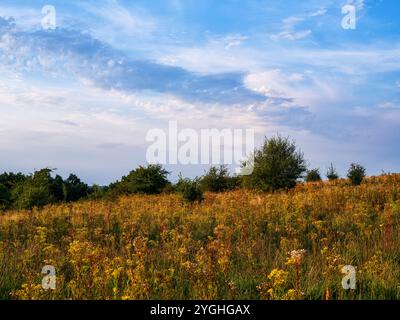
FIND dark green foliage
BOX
[200,165,238,192]
[0,172,26,190]
[0,169,91,211]
[63,174,90,202]
[0,183,11,210]
[306,168,322,182]
[226,175,241,190]
[0,174,22,210]
[0,165,169,211]
[242,135,307,192]
[176,176,204,203]
[51,174,66,202]
[108,164,169,196]
[347,163,366,186]
[326,163,339,181]
[0,173,27,210]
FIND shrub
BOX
[242,135,307,192]
[162,183,176,194]
[200,165,237,192]
[108,164,170,196]
[326,163,339,181]
[347,163,366,186]
[306,168,322,182]
[176,176,204,203]
[226,175,241,190]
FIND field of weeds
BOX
[1,174,400,300]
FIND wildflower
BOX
[286,249,306,266]
[227,280,237,292]
[283,289,300,300]
[268,268,288,287]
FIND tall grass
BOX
[1,174,400,300]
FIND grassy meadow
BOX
[1,174,400,300]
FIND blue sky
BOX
[0,0,399,184]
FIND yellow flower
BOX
[268,268,288,287]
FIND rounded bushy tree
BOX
[108,164,170,196]
[200,165,239,192]
[306,168,322,182]
[347,163,366,186]
[242,135,307,192]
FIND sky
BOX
[0,0,399,184]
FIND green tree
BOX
[306,168,322,182]
[11,168,56,210]
[108,164,170,196]
[63,174,90,202]
[347,163,366,186]
[242,135,307,192]
[326,163,339,181]
[200,165,238,192]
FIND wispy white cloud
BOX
[379,101,400,110]
[309,8,327,17]
[270,16,312,41]
[271,29,312,41]
[79,0,157,37]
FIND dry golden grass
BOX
[1,174,400,300]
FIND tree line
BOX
[0,135,368,210]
